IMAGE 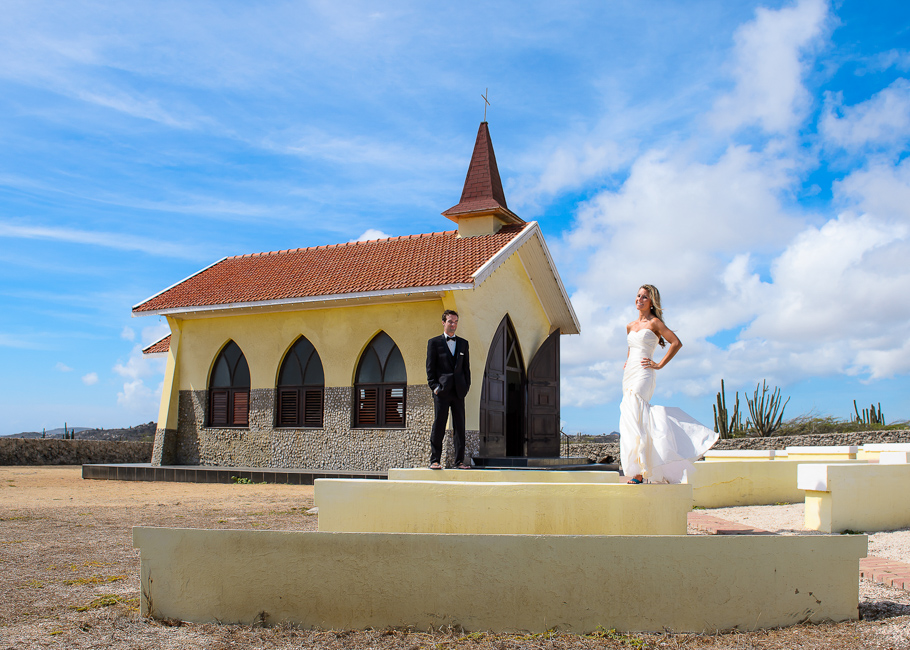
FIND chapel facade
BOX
[136,123,579,470]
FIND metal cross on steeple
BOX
[481,88,490,122]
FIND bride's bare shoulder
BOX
[626,321,636,334]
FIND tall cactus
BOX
[746,380,790,437]
[854,400,885,426]
[713,379,743,439]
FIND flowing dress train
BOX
[620,329,719,484]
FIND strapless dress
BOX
[620,328,719,483]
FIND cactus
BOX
[853,400,885,426]
[713,379,744,439]
[745,380,790,437]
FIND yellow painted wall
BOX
[173,300,442,390]
[690,460,865,508]
[388,468,621,483]
[448,251,554,428]
[800,463,910,533]
[157,245,554,432]
[315,479,690,535]
[133,526,866,632]
[157,317,182,431]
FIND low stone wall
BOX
[713,429,910,449]
[564,442,620,462]
[565,430,910,462]
[0,438,153,466]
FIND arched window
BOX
[209,340,250,427]
[354,332,406,427]
[276,336,324,428]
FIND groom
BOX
[426,309,471,469]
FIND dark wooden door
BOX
[526,329,560,457]
[479,318,508,456]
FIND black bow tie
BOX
[446,336,456,342]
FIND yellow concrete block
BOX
[388,468,621,483]
[316,479,690,535]
[702,450,779,462]
[689,460,864,508]
[786,446,857,461]
[859,443,910,462]
[879,451,910,465]
[133,527,866,633]
[799,463,910,533]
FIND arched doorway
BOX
[479,318,562,459]
[479,315,525,457]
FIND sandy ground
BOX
[705,502,910,564]
[2,466,910,650]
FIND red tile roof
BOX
[133,225,529,314]
[142,334,171,355]
[443,122,522,222]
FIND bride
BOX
[621,285,718,484]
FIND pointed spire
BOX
[442,122,523,229]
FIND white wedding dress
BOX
[620,329,719,484]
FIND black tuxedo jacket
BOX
[426,335,471,399]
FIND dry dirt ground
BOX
[2,466,909,650]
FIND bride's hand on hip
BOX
[641,357,656,369]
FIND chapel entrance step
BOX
[471,456,619,471]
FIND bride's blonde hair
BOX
[640,284,666,347]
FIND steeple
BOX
[443,122,524,237]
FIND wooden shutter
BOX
[384,387,405,426]
[526,329,560,457]
[232,390,250,426]
[279,389,299,427]
[211,390,229,426]
[357,388,377,426]
[303,389,323,428]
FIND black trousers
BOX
[430,392,466,465]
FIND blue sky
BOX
[1,0,908,435]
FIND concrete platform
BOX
[799,463,910,532]
[133,527,866,633]
[388,468,622,483]
[82,463,385,485]
[688,459,863,508]
[860,443,910,461]
[471,456,595,468]
[316,479,691,535]
[786,445,858,461]
[702,450,782,462]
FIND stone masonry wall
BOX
[0,438,152,466]
[164,385,475,470]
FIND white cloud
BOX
[121,326,136,341]
[746,212,909,339]
[821,79,910,152]
[114,344,165,380]
[0,220,206,260]
[142,322,171,346]
[82,372,99,385]
[55,362,73,372]
[353,228,391,241]
[511,137,632,211]
[710,0,829,135]
[834,157,910,221]
[116,379,157,410]
[556,0,910,413]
